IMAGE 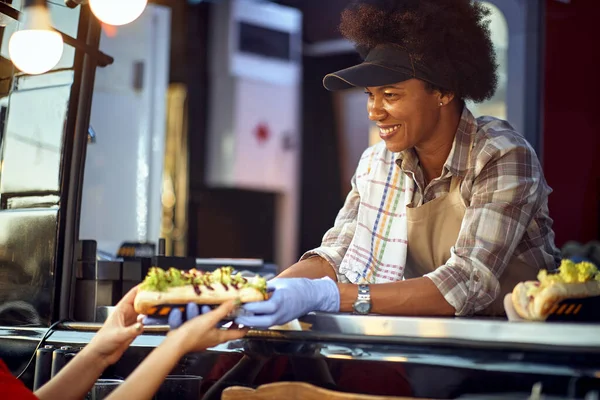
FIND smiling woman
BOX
[241,0,562,327]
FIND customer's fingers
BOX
[200,301,237,326]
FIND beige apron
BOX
[403,175,537,316]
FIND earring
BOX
[439,102,444,106]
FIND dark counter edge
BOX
[2,323,600,379]
[4,322,600,353]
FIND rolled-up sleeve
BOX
[425,137,544,316]
[300,174,360,281]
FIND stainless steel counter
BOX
[297,312,600,351]
[3,313,600,380]
[9,312,600,352]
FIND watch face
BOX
[354,301,371,314]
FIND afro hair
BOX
[339,0,498,102]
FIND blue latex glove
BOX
[234,277,340,329]
[143,303,211,329]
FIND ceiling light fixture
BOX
[65,0,147,26]
[8,0,64,75]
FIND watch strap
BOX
[357,284,370,301]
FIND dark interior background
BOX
[542,0,600,247]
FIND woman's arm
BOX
[282,263,455,315]
[278,255,337,280]
[338,277,455,315]
[276,139,545,318]
[103,332,187,400]
[348,139,545,317]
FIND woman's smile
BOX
[378,124,402,140]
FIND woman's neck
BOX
[415,103,463,185]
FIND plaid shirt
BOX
[301,107,561,316]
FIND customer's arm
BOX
[34,347,110,400]
[106,301,246,400]
[35,287,144,400]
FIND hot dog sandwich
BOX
[511,259,600,321]
[134,266,267,315]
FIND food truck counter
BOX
[2,312,600,399]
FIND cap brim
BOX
[323,63,413,91]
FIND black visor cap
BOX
[323,44,439,91]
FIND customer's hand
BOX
[86,286,144,367]
[170,300,248,354]
[234,277,340,329]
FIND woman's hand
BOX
[169,300,248,354]
[86,286,144,367]
[234,277,340,328]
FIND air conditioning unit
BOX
[206,0,302,192]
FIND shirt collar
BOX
[444,106,477,177]
[395,106,477,177]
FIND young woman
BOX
[234,0,561,328]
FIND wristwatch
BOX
[352,284,372,314]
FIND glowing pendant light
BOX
[88,0,147,26]
[8,0,64,75]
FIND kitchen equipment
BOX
[50,346,78,378]
[33,345,55,390]
[74,258,122,322]
[74,240,150,321]
[155,375,202,400]
[121,259,146,295]
[195,258,263,272]
[95,306,115,323]
[86,379,124,400]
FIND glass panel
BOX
[0,2,81,326]
[0,209,58,326]
[466,2,509,119]
[0,72,74,195]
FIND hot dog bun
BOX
[134,284,265,315]
[511,281,538,320]
[133,266,268,315]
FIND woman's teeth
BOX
[379,125,400,137]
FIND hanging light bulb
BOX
[88,0,147,26]
[8,0,64,75]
